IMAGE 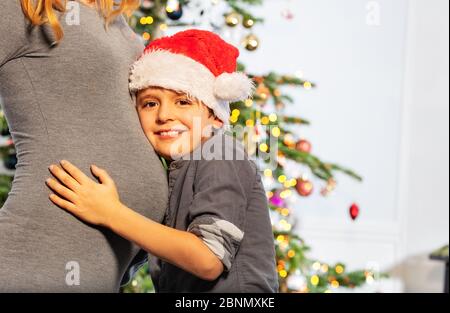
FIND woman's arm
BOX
[46,160,224,281]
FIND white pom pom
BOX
[214,72,255,102]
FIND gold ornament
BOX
[225,12,240,27]
[243,17,255,28]
[244,34,260,51]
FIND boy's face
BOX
[136,87,224,160]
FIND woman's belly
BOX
[0,122,169,292]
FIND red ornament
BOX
[349,203,360,221]
[296,139,312,153]
[296,178,314,197]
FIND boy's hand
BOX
[46,160,121,228]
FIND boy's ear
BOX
[207,107,224,128]
[213,116,224,129]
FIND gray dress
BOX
[0,2,168,292]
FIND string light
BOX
[279,219,291,231]
[140,16,154,25]
[244,99,254,107]
[281,208,290,216]
[261,116,270,125]
[312,262,321,271]
[335,265,344,274]
[269,113,278,122]
[310,275,320,286]
[246,119,255,127]
[272,127,281,137]
[303,81,313,90]
[279,190,292,199]
[287,250,296,258]
[278,175,287,183]
[259,143,269,152]
[264,169,273,177]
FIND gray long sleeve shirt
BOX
[148,133,279,293]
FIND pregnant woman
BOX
[0,0,168,292]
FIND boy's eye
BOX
[177,99,192,106]
[143,101,158,108]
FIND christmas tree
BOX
[122,0,378,293]
[0,0,384,293]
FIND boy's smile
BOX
[153,125,189,140]
[136,87,224,160]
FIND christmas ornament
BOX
[281,9,295,20]
[349,203,360,220]
[296,139,312,153]
[296,177,314,197]
[243,17,255,28]
[270,192,285,208]
[244,34,260,51]
[225,12,240,27]
[166,0,183,21]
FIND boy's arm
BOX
[109,203,224,281]
[46,161,223,281]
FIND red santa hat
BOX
[129,29,255,124]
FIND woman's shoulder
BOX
[0,1,29,66]
[1,1,26,24]
[112,14,145,53]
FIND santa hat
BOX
[129,29,255,124]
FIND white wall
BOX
[398,0,449,293]
[238,0,448,292]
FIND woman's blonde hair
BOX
[20,0,140,42]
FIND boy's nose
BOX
[156,104,175,123]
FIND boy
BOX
[45,30,278,293]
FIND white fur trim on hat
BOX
[214,72,255,102]
[129,50,254,124]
